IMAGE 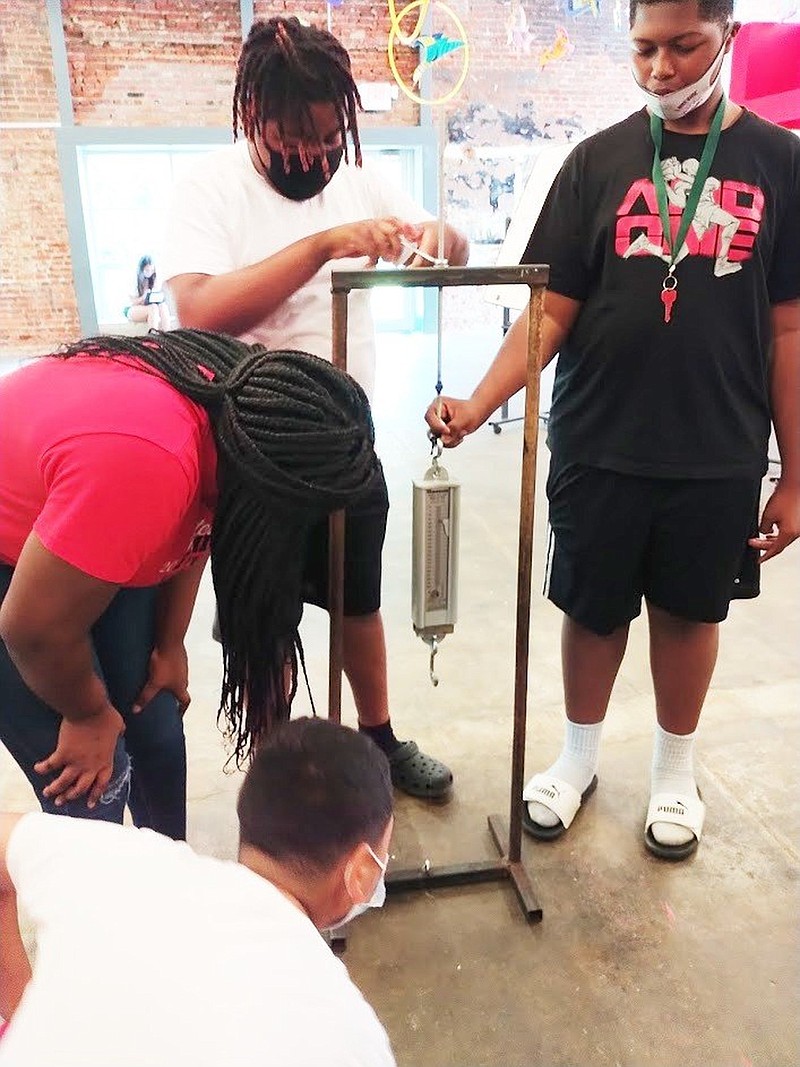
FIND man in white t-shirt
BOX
[164,16,469,802]
[0,717,395,1066]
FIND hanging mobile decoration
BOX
[506,0,535,56]
[564,0,601,16]
[387,0,470,107]
[537,26,573,71]
[411,31,466,85]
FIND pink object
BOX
[730,22,800,129]
[0,357,216,585]
[0,1019,8,1039]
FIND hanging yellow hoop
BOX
[387,0,431,46]
[387,0,470,107]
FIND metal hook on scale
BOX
[424,634,440,687]
[427,429,444,473]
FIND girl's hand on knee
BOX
[133,645,191,716]
[34,706,125,808]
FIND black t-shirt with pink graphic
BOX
[523,108,800,479]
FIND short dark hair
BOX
[237,717,393,873]
[233,16,363,166]
[629,0,734,26]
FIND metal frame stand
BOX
[328,264,549,928]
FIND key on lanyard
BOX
[651,96,726,328]
[661,273,678,323]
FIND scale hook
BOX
[428,635,439,687]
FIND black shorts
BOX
[545,462,762,636]
[301,462,389,617]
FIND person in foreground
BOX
[0,329,379,834]
[426,0,800,859]
[0,716,396,1066]
[165,16,469,800]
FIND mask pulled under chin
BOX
[635,37,728,123]
[265,146,344,201]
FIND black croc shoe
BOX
[389,741,453,800]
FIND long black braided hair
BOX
[233,16,363,167]
[56,329,379,765]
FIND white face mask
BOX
[324,845,387,932]
[635,32,729,122]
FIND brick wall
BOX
[0,1,78,353]
[62,0,241,125]
[0,0,58,122]
[0,1,790,356]
[0,129,81,350]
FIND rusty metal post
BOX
[507,285,543,864]
[327,290,348,724]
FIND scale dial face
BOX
[424,487,451,612]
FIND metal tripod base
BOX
[382,814,542,922]
[328,816,542,952]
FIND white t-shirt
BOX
[1,814,395,1067]
[163,142,431,399]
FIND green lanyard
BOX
[649,95,726,323]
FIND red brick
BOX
[0,128,80,353]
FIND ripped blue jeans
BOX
[0,567,187,840]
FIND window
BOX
[78,144,217,327]
[77,139,428,332]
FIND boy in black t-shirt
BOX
[426,0,800,860]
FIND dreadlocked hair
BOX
[233,16,363,166]
[55,329,379,766]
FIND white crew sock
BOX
[526,719,603,828]
[650,724,699,847]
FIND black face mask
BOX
[264,146,343,201]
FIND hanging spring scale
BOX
[411,427,461,689]
[425,432,445,687]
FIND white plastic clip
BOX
[399,236,448,268]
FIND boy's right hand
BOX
[425,396,483,448]
[323,218,422,266]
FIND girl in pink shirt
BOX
[0,329,378,835]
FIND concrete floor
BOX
[2,327,798,1066]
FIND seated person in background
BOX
[0,717,396,1067]
[125,255,171,330]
